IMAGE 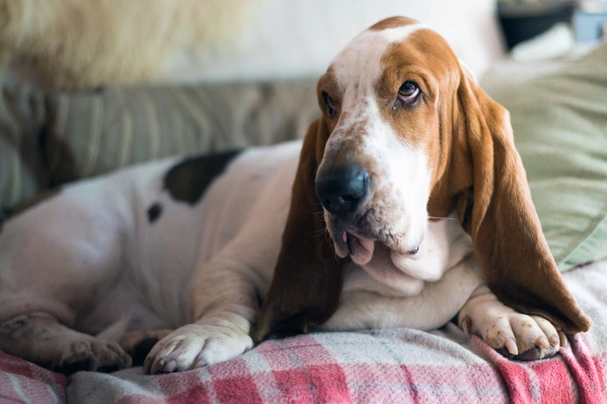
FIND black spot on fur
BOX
[163,150,241,205]
[147,203,163,223]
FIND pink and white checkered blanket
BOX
[2,261,607,404]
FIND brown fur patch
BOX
[252,118,349,342]
[368,16,418,31]
[316,71,342,129]
[377,29,461,181]
[423,45,592,334]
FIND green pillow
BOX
[491,43,607,271]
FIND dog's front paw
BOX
[459,293,565,361]
[55,338,132,374]
[143,323,253,374]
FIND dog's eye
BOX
[408,245,419,255]
[322,91,336,117]
[397,81,420,105]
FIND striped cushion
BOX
[0,80,319,209]
[0,84,47,208]
[43,81,319,185]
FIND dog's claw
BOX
[536,335,550,349]
[559,331,568,347]
[505,338,518,356]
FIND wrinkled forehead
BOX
[328,19,432,91]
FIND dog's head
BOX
[314,18,460,286]
[252,17,591,341]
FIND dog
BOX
[0,17,590,375]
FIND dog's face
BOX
[314,18,460,284]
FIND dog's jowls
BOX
[0,17,590,374]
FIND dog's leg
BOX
[143,165,291,374]
[0,312,132,374]
[144,256,258,374]
[0,203,134,373]
[458,285,564,360]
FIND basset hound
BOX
[0,17,590,374]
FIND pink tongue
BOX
[357,236,374,252]
[350,234,375,265]
[343,231,348,243]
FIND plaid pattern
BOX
[0,332,604,404]
[0,352,65,403]
[1,259,607,404]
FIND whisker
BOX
[310,228,327,237]
[428,216,459,222]
[303,209,325,219]
[311,227,333,242]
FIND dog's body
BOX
[0,17,590,374]
[0,141,485,370]
[0,139,566,373]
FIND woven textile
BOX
[1,260,605,404]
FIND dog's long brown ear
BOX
[446,70,591,334]
[251,118,349,342]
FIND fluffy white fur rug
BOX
[0,0,266,90]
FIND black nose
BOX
[315,165,369,214]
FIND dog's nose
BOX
[315,165,369,214]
